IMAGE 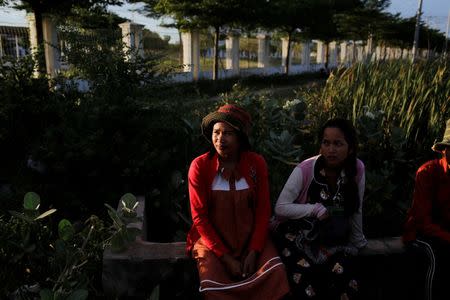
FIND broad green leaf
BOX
[58,219,75,241]
[121,193,137,209]
[23,192,40,210]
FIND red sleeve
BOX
[249,154,271,252]
[412,165,450,243]
[188,157,229,257]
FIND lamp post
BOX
[411,0,423,62]
[445,9,450,55]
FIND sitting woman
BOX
[274,118,367,300]
[186,104,290,300]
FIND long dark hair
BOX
[319,118,360,215]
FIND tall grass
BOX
[318,58,450,148]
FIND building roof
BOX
[0,25,29,35]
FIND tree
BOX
[335,0,395,45]
[7,0,123,76]
[135,0,262,80]
[262,0,362,74]
[129,0,184,64]
[379,17,446,52]
[307,0,364,70]
[259,0,311,75]
[142,29,171,52]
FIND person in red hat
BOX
[403,118,450,300]
[186,104,289,300]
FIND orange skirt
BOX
[192,236,289,300]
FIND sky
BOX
[0,0,449,44]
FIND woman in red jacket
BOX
[403,118,450,300]
[186,104,289,300]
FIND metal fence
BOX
[0,25,29,60]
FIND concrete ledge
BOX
[102,195,193,298]
[102,244,193,298]
[105,235,404,263]
[103,239,187,262]
[102,195,406,298]
[102,237,404,299]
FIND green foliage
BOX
[355,110,415,236]
[23,191,40,210]
[1,195,53,297]
[58,219,75,241]
[0,32,196,222]
[319,59,450,151]
[120,193,139,218]
[9,192,57,223]
[1,192,111,298]
[0,57,62,212]
[41,217,96,299]
[105,193,142,252]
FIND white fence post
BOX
[329,41,337,67]
[316,40,326,64]
[340,42,348,65]
[42,15,60,77]
[181,30,200,81]
[226,31,240,76]
[365,37,374,61]
[301,40,311,69]
[281,37,292,71]
[257,33,270,68]
[119,21,145,60]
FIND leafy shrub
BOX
[105,193,141,252]
[0,191,142,298]
[1,192,106,298]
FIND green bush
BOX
[0,192,108,298]
[1,191,144,298]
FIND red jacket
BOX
[186,151,271,257]
[403,157,450,243]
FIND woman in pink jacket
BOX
[274,118,367,300]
